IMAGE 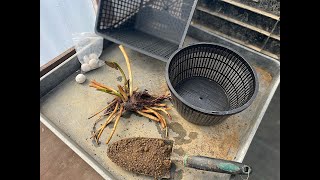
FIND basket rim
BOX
[94,0,199,50]
[165,42,259,116]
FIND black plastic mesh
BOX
[168,44,257,112]
[95,0,197,61]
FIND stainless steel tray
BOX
[40,35,280,180]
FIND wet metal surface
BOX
[40,36,279,180]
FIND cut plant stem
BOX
[88,99,116,119]
[137,111,160,122]
[96,103,119,142]
[90,80,118,93]
[154,103,167,107]
[96,88,123,98]
[105,61,128,91]
[88,45,173,143]
[89,81,123,98]
[150,107,172,120]
[94,114,115,142]
[143,107,167,137]
[93,110,112,127]
[90,126,103,139]
[118,85,128,101]
[119,45,133,97]
[106,106,124,144]
[145,107,166,127]
[141,109,154,113]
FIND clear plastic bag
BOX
[72,32,104,72]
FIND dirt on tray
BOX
[107,137,172,178]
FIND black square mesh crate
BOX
[95,0,198,61]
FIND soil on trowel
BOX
[107,137,173,178]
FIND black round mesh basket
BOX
[165,43,259,125]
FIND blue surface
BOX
[40,0,96,66]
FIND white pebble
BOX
[89,53,98,60]
[98,59,105,67]
[83,55,90,63]
[89,59,99,69]
[81,63,91,72]
[75,74,86,84]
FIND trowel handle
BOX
[183,155,252,175]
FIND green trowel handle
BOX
[183,155,252,175]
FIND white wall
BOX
[40,0,96,66]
